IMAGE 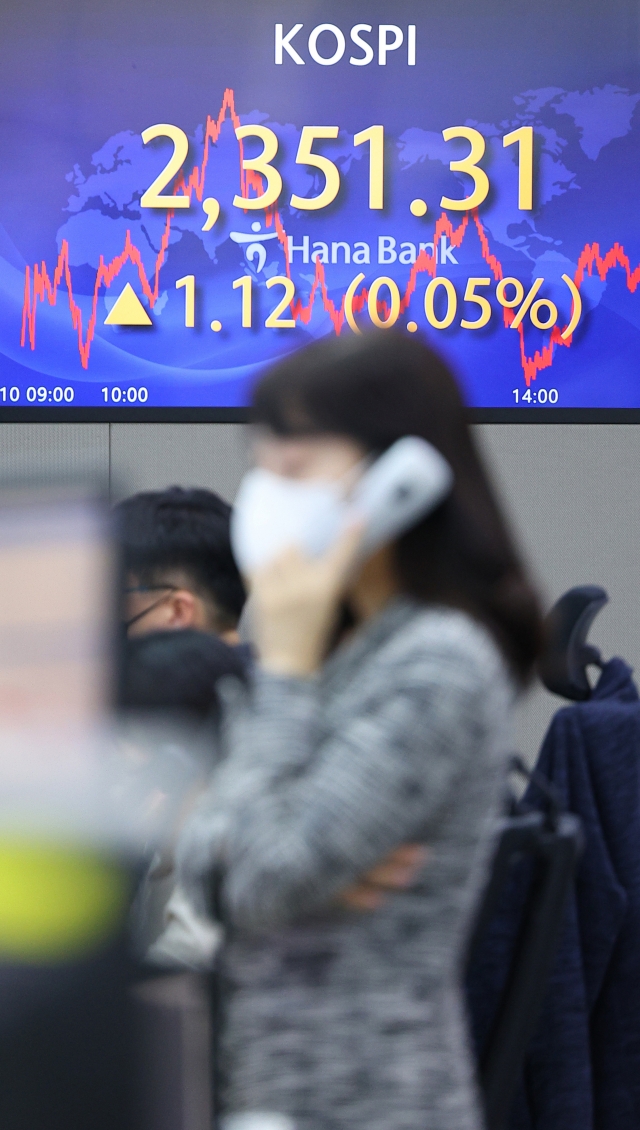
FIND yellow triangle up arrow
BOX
[104,283,152,326]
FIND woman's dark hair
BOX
[252,331,542,684]
[119,629,248,725]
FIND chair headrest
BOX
[538,585,608,701]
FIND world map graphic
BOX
[3,83,640,407]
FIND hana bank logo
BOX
[275,23,416,66]
[230,221,279,273]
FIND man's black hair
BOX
[119,628,247,725]
[115,487,246,629]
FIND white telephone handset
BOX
[350,436,453,557]
[231,436,453,574]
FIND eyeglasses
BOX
[123,584,180,630]
[123,584,179,596]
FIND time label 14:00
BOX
[513,388,559,404]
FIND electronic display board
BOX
[1,0,639,418]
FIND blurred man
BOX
[117,487,425,912]
[115,487,246,640]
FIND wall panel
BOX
[1,419,638,762]
[475,424,640,757]
[109,423,249,502]
[0,424,109,483]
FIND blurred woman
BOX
[177,332,542,1130]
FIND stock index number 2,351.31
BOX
[139,121,535,216]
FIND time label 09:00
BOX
[0,386,75,402]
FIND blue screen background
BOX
[0,0,639,410]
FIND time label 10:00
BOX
[140,122,534,215]
[101,387,148,403]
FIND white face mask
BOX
[231,468,350,574]
[231,436,453,575]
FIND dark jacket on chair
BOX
[466,657,640,1130]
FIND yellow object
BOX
[354,126,384,210]
[503,126,534,211]
[265,276,296,328]
[344,272,366,334]
[233,124,282,211]
[368,275,401,329]
[176,274,196,326]
[233,275,253,328]
[0,841,126,961]
[529,298,558,330]
[290,126,341,211]
[140,123,190,209]
[201,197,220,231]
[105,283,153,326]
[424,277,457,330]
[440,126,490,212]
[560,274,582,340]
[509,278,544,330]
[461,278,492,330]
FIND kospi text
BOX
[275,23,416,66]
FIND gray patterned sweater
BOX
[178,598,513,1130]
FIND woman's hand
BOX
[249,524,363,677]
[337,844,430,911]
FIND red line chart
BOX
[19,86,640,384]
